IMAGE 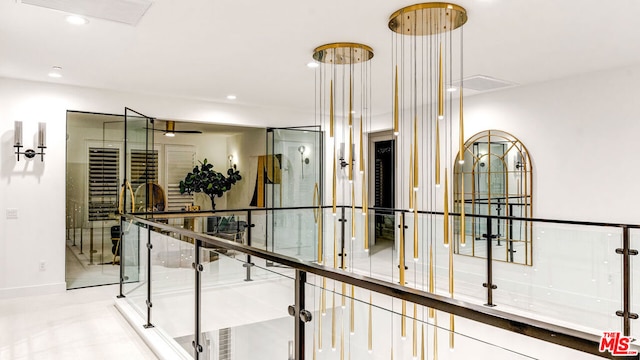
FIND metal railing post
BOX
[400,211,407,276]
[339,206,347,269]
[244,210,255,282]
[616,226,638,336]
[118,216,125,298]
[144,225,154,329]
[79,224,84,255]
[483,216,497,307]
[193,239,203,359]
[89,226,95,265]
[290,270,311,360]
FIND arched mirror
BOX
[454,130,533,265]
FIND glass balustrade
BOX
[117,209,640,359]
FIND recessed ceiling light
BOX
[307,62,319,68]
[48,66,63,78]
[226,95,237,100]
[66,15,88,25]
[164,132,175,137]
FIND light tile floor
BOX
[66,238,120,289]
[0,285,157,360]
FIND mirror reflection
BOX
[454,130,533,265]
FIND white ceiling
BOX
[2,0,640,117]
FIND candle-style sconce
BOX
[14,121,46,161]
[338,142,354,169]
[298,145,309,179]
[228,155,236,169]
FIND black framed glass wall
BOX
[66,111,125,289]
[66,110,269,289]
[265,126,323,261]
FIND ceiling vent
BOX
[454,75,516,92]
[19,0,152,26]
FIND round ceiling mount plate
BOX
[312,43,374,64]
[389,3,467,35]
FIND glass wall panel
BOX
[124,108,155,216]
[266,127,322,260]
[66,111,124,289]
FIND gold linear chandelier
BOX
[389,1,467,356]
[313,42,373,255]
[312,42,374,355]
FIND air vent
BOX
[455,75,516,92]
[19,0,152,26]
[219,328,232,360]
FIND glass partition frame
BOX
[266,127,323,261]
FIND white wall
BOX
[462,64,640,224]
[226,128,267,210]
[371,63,640,224]
[0,77,312,298]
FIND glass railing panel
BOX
[199,235,293,287]
[426,214,488,304]
[492,222,622,333]
[349,211,487,306]
[400,211,428,293]
[194,211,248,241]
[148,225,196,354]
[121,220,145,306]
[355,209,396,282]
[268,208,317,261]
[348,207,374,278]
[304,276,538,360]
[630,228,640,340]
[200,248,295,360]
[248,209,268,250]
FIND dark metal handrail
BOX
[121,213,624,358]
[131,205,640,229]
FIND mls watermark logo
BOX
[599,332,637,356]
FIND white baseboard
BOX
[0,282,66,299]
[115,298,193,360]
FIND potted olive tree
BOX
[179,159,242,210]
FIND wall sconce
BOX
[14,121,46,161]
[228,155,236,169]
[298,146,306,178]
[338,142,353,169]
